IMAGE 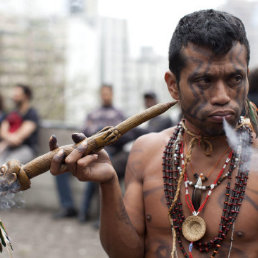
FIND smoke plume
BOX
[223,119,257,172]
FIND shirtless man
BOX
[50,10,258,257]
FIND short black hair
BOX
[169,9,250,82]
[16,84,33,100]
[144,91,157,99]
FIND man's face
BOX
[100,86,113,106]
[12,87,27,108]
[176,42,249,136]
[144,97,157,108]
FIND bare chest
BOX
[142,157,258,257]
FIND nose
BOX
[210,81,230,106]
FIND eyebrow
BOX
[188,68,246,80]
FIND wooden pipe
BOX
[0,101,178,192]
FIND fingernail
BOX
[72,133,81,143]
[49,135,58,150]
[50,135,57,142]
[93,154,98,159]
[72,133,86,143]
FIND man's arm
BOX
[0,120,36,146]
[100,138,145,258]
[0,120,10,140]
[50,136,146,258]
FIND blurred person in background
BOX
[248,67,258,106]
[54,84,131,223]
[0,84,39,164]
[143,91,174,131]
[120,91,177,150]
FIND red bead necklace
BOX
[181,141,233,257]
[182,142,233,216]
[162,120,252,258]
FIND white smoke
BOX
[223,119,258,172]
[0,176,24,210]
[223,119,240,150]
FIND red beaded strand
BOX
[183,145,233,215]
[162,120,252,258]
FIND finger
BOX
[59,164,68,174]
[65,140,87,173]
[75,154,98,180]
[49,135,59,151]
[65,140,87,163]
[50,149,66,175]
[77,154,98,168]
[72,133,86,144]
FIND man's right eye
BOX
[200,76,212,83]
[230,74,243,86]
[194,76,212,88]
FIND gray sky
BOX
[6,0,258,57]
[14,0,227,56]
[98,0,227,56]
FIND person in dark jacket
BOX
[54,84,131,223]
[0,84,39,164]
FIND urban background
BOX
[0,0,258,257]
[0,0,257,125]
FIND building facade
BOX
[0,14,66,120]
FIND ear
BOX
[164,71,179,100]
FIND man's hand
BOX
[49,133,117,184]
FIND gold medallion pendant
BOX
[182,215,206,242]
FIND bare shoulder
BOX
[125,127,177,180]
[131,126,177,155]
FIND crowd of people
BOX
[53,84,177,225]
[0,83,177,227]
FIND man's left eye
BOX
[230,75,243,85]
[235,75,243,82]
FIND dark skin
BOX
[50,42,258,257]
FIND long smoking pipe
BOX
[0,101,177,192]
